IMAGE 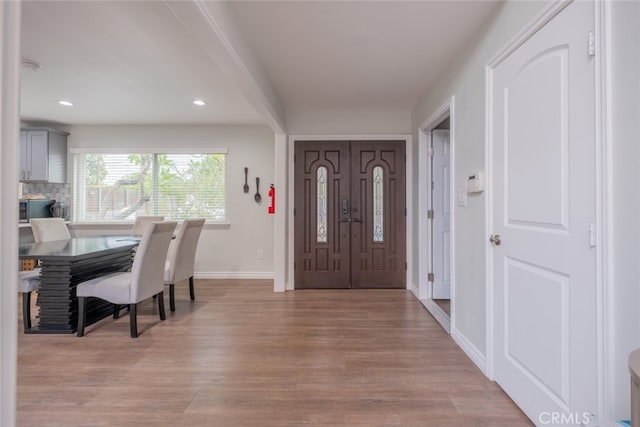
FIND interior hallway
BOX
[17,280,531,426]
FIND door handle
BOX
[341,199,349,215]
[489,234,501,246]
[339,218,351,223]
[352,218,363,223]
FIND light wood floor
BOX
[17,280,531,426]
[434,299,451,317]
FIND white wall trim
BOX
[0,2,21,425]
[416,96,455,333]
[452,328,487,375]
[408,283,419,299]
[196,271,274,280]
[486,0,572,68]
[69,147,229,154]
[484,55,496,382]
[484,1,610,421]
[68,222,231,230]
[419,299,451,334]
[595,0,613,421]
[273,133,288,292]
[286,134,413,291]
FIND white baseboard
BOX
[452,328,487,375]
[408,282,419,298]
[195,271,274,280]
[419,298,451,334]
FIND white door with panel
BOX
[431,130,451,300]
[490,1,597,422]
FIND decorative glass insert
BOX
[373,166,384,242]
[317,166,328,243]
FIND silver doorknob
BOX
[489,234,502,246]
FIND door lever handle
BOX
[339,218,351,223]
[351,218,363,223]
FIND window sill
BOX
[68,222,230,230]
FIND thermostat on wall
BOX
[465,172,484,193]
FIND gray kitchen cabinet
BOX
[20,128,68,183]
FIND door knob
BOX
[489,234,501,246]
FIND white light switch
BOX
[458,191,467,207]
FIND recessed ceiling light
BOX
[58,100,74,107]
[193,99,207,106]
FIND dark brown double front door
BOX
[294,141,406,289]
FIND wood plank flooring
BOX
[434,299,451,317]
[17,280,532,426]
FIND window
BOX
[73,151,226,222]
[373,166,384,242]
[316,166,328,243]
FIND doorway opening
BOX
[430,123,451,315]
[293,140,406,289]
[418,99,454,333]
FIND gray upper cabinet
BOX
[20,128,68,183]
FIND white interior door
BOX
[490,1,597,422]
[432,130,450,300]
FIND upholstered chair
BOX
[164,218,205,312]
[131,215,164,236]
[30,218,71,242]
[18,270,40,332]
[76,221,177,338]
[20,218,71,332]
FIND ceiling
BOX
[19,0,502,129]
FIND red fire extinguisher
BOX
[268,184,275,214]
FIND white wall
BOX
[286,110,411,135]
[610,0,640,419]
[0,2,21,426]
[411,1,546,357]
[412,0,640,420]
[284,109,414,291]
[67,124,275,278]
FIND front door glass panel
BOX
[317,166,328,243]
[373,166,384,242]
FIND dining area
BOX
[18,217,205,338]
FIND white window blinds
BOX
[73,152,226,222]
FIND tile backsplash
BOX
[21,182,71,218]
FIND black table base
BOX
[33,249,133,334]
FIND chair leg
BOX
[189,276,195,301]
[22,292,32,332]
[158,291,166,321]
[77,297,87,337]
[113,304,120,319]
[169,284,175,312]
[129,303,138,338]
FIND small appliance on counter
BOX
[19,199,55,223]
[49,200,67,220]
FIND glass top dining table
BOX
[19,235,141,334]
[19,235,141,261]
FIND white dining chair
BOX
[18,270,40,332]
[76,221,177,338]
[164,218,205,312]
[20,218,71,332]
[131,215,164,236]
[30,218,71,242]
